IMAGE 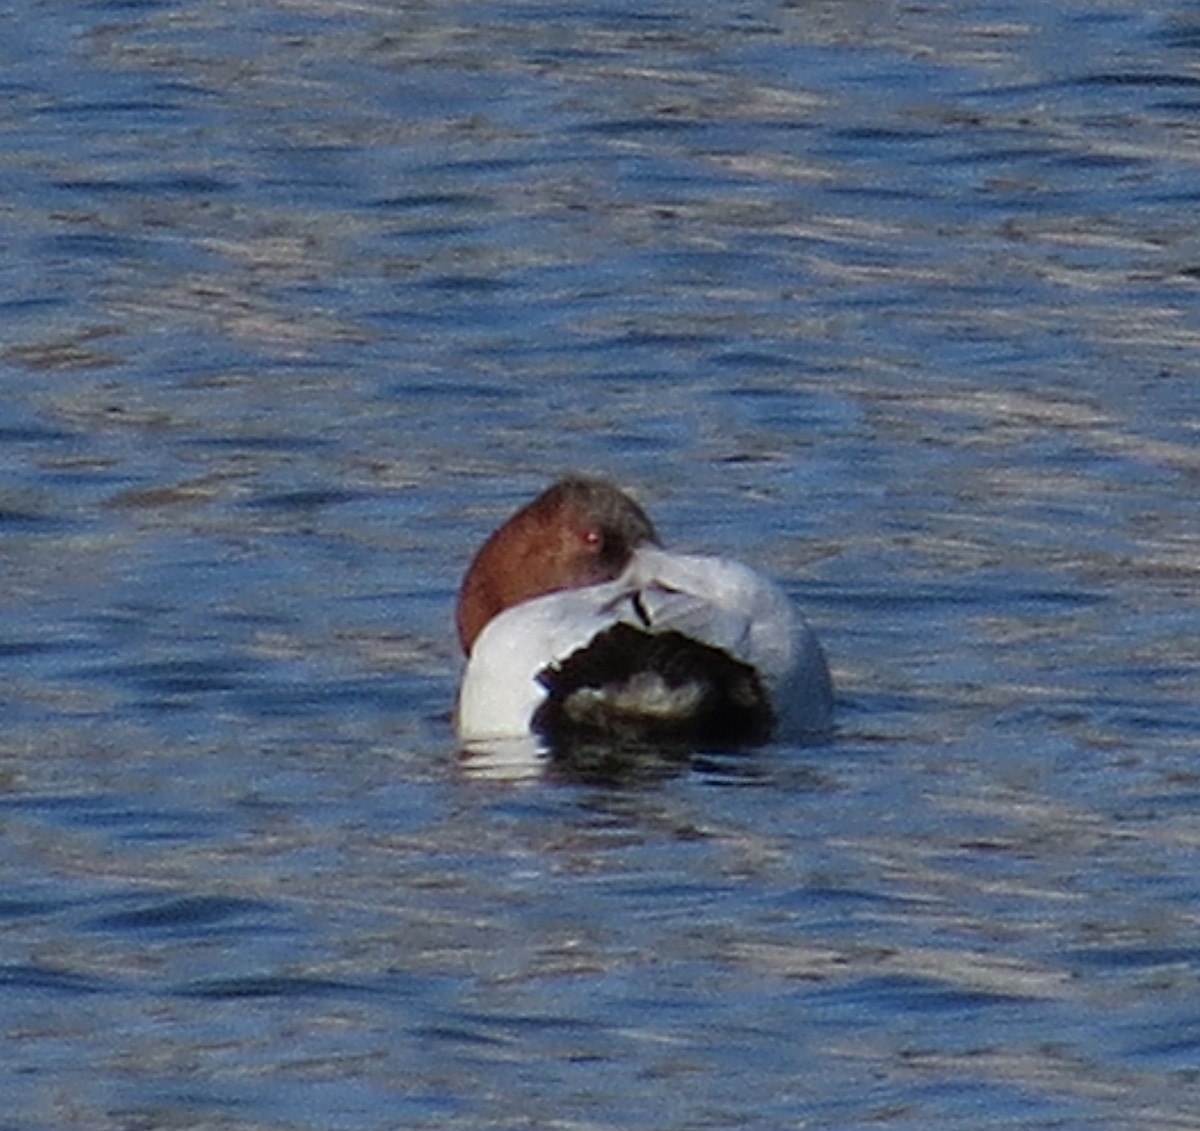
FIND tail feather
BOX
[533,622,774,749]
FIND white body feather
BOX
[456,545,832,746]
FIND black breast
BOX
[532,622,774,750]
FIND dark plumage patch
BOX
[532,622,774,752]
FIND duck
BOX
[454,476,833,752]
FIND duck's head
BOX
[456,476,659,654]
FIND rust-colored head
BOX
[456,476,659,654]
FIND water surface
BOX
[1,1,1198,1128]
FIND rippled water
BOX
[2,1,1199,1128]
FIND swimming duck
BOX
[455,476,833,750]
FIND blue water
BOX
[2,1,1199,1128]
